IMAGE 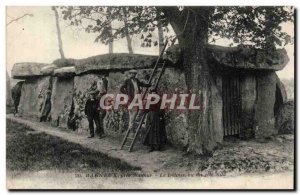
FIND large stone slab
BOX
[12,62,49,79]
[207,45,289,71]
[75,53,174,75]
[254,72,277,138]
[18,76,52,119]
[165,44,289,71]
[53,66,76,77]
[160,68,189,148]
[50,77,74,128]
[52,58,77,67]
[40,64,58,75]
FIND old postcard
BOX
[6,5,295,190]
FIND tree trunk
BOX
[124,24,133,54]
[108,24,113,53]
[52,6,65,59]
[109,40,113,54]
[157,20,164,53]
[163,7,223,155]
[122,8,133,54]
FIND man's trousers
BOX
[87,113,104,137]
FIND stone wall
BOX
[73,68,189,148]
[12,50,290,152]
[18,76,52,119]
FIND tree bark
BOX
[124,22,133,54]
[122,8,133,54]
[52,6,65,59]
[108,24,113,53]
[157,20,164,54]
[162,7,223,155]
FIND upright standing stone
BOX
[50,77,74,128]
[254,72,277,138]
[18,76,52,119]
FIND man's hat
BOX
[128,69,138,74]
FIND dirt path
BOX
[6,114,295,189]
[7,114,182,173]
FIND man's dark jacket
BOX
[120,78,150,99]
[85,98,100,116]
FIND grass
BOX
[6,120,141,173]
[163,136,294,176]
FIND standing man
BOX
[120,69,151,131]
[84,91,105,138]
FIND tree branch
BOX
[6,13,33,26]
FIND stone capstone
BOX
[74,53,174,75]
[52,58,77,67]
[12,62,49,79]
[164,44,289,71]
[40,64,58,75]
[53,66,76,77]
[207,45,289,71]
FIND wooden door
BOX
[222,75,242,136]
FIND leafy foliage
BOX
[59,6,167,48]
[209,6,294,50]
[59,6,294,50]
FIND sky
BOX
[6,6,295,79]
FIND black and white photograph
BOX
[5,5,295,190]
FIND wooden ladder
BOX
[120,39,174,152]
